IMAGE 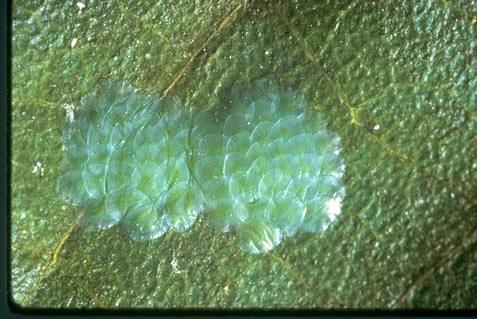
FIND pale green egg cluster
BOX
[57,83,203,241]
[194,81,345,253]
[57,81,345,253]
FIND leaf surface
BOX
[11,0,477,308]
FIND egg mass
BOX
[57,81,345,253]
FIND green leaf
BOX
[12,0,477,309]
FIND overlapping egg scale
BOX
[194,81,345,254]
[58,81,345,253]
[57,83,203,240]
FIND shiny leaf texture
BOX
[12,0,477,309]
